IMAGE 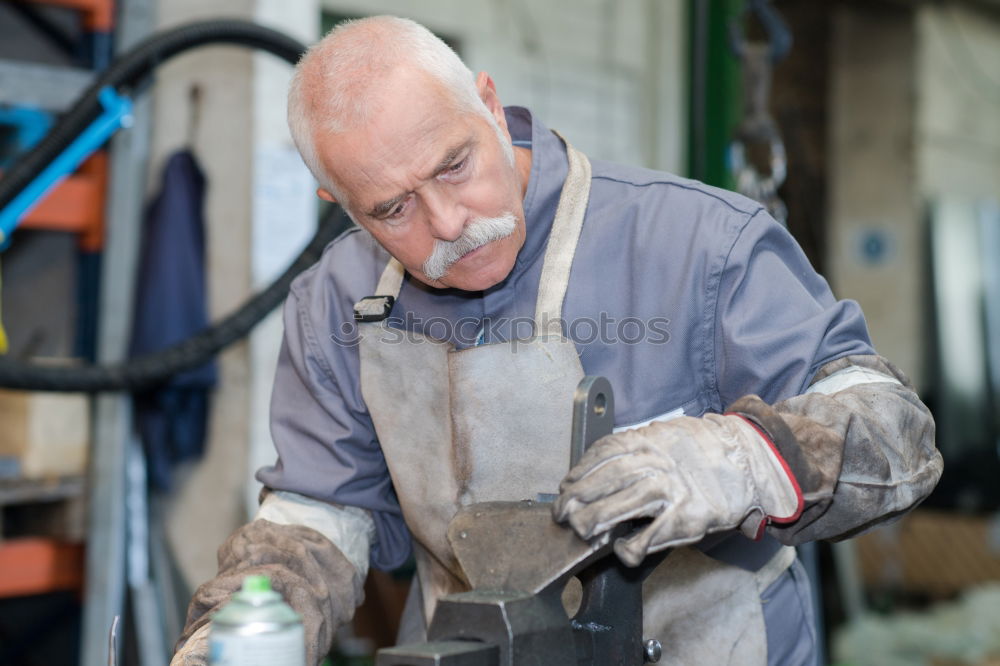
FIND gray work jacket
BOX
[258,107,874,571]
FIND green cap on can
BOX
[212,573,301,630]
[242,575,272,594]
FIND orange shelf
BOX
[18,151,108,252]
[0,537,85,598]
[25,0,115,32]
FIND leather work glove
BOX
[171,624,210,666]
[553,414,803,567]
[171,519,363,666]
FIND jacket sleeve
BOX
[256,257,413,571]
[713,209,942,543]
[729,356,942,544]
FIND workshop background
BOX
[0,0,998,664]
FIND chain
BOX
[727,0,791,225]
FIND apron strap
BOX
[754,545,797,593]
[534,134,591,336]
[354,258,405,322]
[376,257,406,296]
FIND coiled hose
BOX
[0,19,351,392]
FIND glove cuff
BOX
[728,413,804,538]
[727,394,825,495]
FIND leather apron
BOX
[355,136,794,664]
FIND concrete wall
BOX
[151,0,255,589]
[827,3,923,385]
[827,0,1000,392]
[244,0,320,527]
[916,2,1000,199]
[917,2,1000,457]
[149,0,318,588]
[318,0,688,172]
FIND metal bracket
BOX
[570,375,615,467]
[727,0,792,62]
[0,85,133,245]
[353,295,396,322]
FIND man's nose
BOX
[423,189,466,242]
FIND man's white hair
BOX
[287,16,503,199]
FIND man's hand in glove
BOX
[170,518,364,666]
[553,414,803,567]
[171,624,210,666]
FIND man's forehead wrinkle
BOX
[351,143,417,216]
[361,131,473,214]
[343,107,461,191]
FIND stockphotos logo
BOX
[331,313,671,348]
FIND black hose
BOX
[0,20,306,211]
[0,19,349,392]
[0,205,351,392]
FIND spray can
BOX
[209,574,305,666]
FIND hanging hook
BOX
[726,0,791,225]
[187,83,202,147]
[728,0,792,62]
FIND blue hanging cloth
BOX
[129,149,217,491]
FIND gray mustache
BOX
[422,213,517,280]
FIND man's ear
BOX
[316,188,337,203]
[475,71,508,132]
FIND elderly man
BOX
[173,15,941,665]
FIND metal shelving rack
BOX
[82,2,156,663]
[0,60,93,109]
[0,1,154,663]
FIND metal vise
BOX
[376,377,666,666]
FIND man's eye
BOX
[382,198,410,224]
[447,157,468,174]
